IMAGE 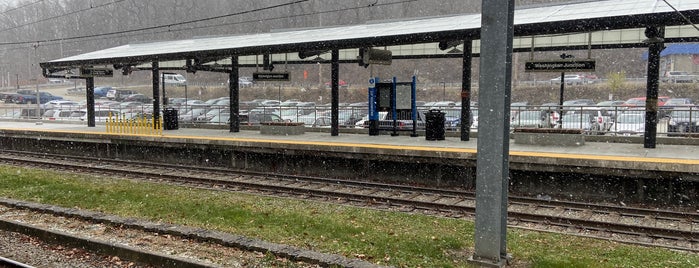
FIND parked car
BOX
[562,99,596,113]
[667,109,699,134]
[429,101,456,110]
[570,108,614,133]
[42,109,80,121]
[662,98,694,108]
[239,76,254,86]
[310,116,332,128]
[621,96,671,107]
[43,100,80,110]
[208,112,230,124]
[179,108,208,122]
[168,98,187,106]
[550,74,586,85]
[561,113,593,131]
[365,110,426,130]
[75,109,121,122]
[123,94,151,103]
[11,90,63,104]
[471,109,479,129]
[195,108,226,123]
[610,113,645,136]
[561,108,612,134]
[240,112,284,125]
[661,71,698,83]
[441,108,473,130]
[510,110,559,128]
[161,73,187,85]
[66,87,86,95]
[596,100,625,107]
[106,89,136,101]
[93,86,112,98]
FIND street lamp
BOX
[557,53,575,128]
[440,81,446,101]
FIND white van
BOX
[161,73,187,85]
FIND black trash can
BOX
[425,109,445,140]
[163,108,179,130]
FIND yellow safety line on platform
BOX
[2,127,698,165]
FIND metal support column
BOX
[470,0,514,266]
[644,26,664,149]
[559,72,565,128]
[152,62,160,129]
[230,56,240,132]
[461,39,473,141]
[86,77,95,127]
[331,49,339,136]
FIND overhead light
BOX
[299,50,329,59]
[358,47,392,67]
[439,40,464,51]
[447,47,463,54]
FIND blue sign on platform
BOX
[368,77,379,120]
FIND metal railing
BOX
[2,102,696,137]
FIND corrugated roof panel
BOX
[43,0,699,67]
[660,43,699,56]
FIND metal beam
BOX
[470,0,514,266]
[331,50,339,136]
[643,26,665,149]
[461,39,472,141]
[85,77,95,127]
[152,62,160,129]
[230,56,240,133]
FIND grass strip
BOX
[0,166,696,267]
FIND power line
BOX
[0,0,310,46]
[0,0,127,34]
[0,0,45,16]
[661,0,699,32]
[0,0,415,47]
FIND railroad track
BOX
[0,150,697,252]
[0,256,33,268]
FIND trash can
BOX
[163,108,179,130]
[425,109,445,140]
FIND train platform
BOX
[0,121,698,202]
[0,120,697,162]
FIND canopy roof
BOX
[41,0,699,69]
[660,43,699,56]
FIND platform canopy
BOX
[40,0,699,71]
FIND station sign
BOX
[525,60,596,72]
[80,67,114,77]
[253,72,290,81]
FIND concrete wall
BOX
[0,130,696,206]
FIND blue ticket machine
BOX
[368,77,378,135]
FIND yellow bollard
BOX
[107,112,113,133]
[142,116,147,135]
[148,117,154,135]
[140,116,145,135]
[118,114,124,133]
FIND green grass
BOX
[0,166,697,267]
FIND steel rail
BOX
[0,150,696,252]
